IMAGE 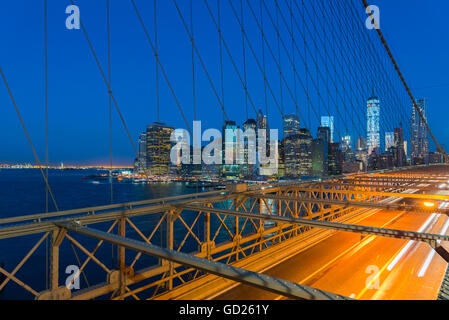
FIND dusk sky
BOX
[1,0,448,166]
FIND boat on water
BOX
[186,182,220,189]
[117,177,133,183]
[83,174,110,181]
[133,177,148,184]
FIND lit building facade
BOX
[312,139,325,177]
[394,127,406,167]
[146,122,174,176]
[321,116,334,143]
[328,142,343,176]
[135,132,147,174]
[284,134,300,178]
[298,129,313,176]
[367,96,380,155]
[411,98,429,164]
[385,132,394,152]
[314,126,330,176]
[242,119,257,178]
[222,121,241,179]
[283,114,301,178]
[283,114,300,139]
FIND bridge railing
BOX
[0,182,372,300]
[2,172,445,300]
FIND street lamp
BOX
[423,201,436,208]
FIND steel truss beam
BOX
[367,173,449,178]
[343,177,446,183]
[0,193,236,240]
[305,182,446,192]
[244,193,449,215]
[55,222,349,300]
[285,187,449,201]
[179,205,449,262]
[0,189,227,227]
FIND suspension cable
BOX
[241,0,248,120]
[0,67,59,211]
[218,0,225,122]
[107,0,113,203]
[154,0,160,122]
[203,0,286,120]
[130,0,192,134]
[44,0,49,290]
[361,0,446,159]
[260,0,268,116]
[191,0,196,121]
[171,0,230,121]
[44,0,49,213]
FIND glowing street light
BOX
[423,201,436,208]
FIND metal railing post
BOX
[204,211,211,260]
[118,216,126,297]
[50,229,60,290]
[166,210,174,290]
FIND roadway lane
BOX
[304,211,442,300]
[213,202,448,300]
[213,207,429,300]
[364,205,449,300]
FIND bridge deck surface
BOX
[212,206,449,300]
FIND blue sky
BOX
[0,0,448,165]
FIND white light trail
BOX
[417,203,449,278]
[387,213,437,271]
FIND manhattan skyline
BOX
[1,0,447,166]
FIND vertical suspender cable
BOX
[300,0,310,129]
[107,0,115,267]
[155,0,160,122]
[190,0,198,193]
[290,0,297,117]
[218,0,225,123]
[191,0,196,121]
[360,0,446,161]
[275,2,283,115]
[0,68,59,210]
[44,0,49,289]
[44,0,49,213]
[260,0,268,116]
[241,0,248,120]
[107,0,113,204]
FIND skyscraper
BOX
[315,126,330,176]
[312,139,325,177]
[356,136,368,171]
[357,136,367,151]
[328,143,343,175]
[321,116,334,143]
[367,96,380,154]
[257,109,269,155]
[282,115,301,178]
[394,127,406,167]
[242,119,257,178]
[342,135,352,151]
[222,120,240,179]
[284,133,300,178]
[411,98,429,164]
[146,122,174,176]
[298,129,313,176]
[341,135,356,168]
[136,132,147,174]
[283,114,300,139]
[385,132,394,152]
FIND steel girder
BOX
[56,222,350,301]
